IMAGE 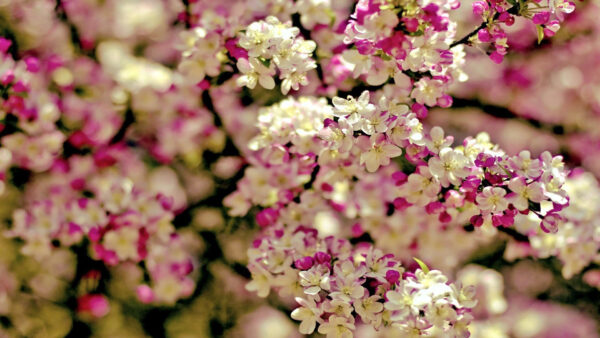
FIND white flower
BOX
[236,58,276,90]
[428,147,470,187]
[385,286,416,321]
[238,20,273,57]
[359,134,403,173]
[507,177,544,210]
[476,187,509,213]
[322,298,354,318]
[399,169,442,206]
[291,296,323,334]
[341,49,372,78]
[354,295,384,324]
[246,264,274,298]
[317,316,355,338]
[411,77,444,107]
[103,226,140,261]
[299,265,331,295]
[296,0,332,29]
[426,126,453,154]
[389,115,425,146]
[332,91,376,127]
[329,275,366,302]
[509,150,543,178]
[280,60,315,94]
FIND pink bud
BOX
[541,213,561,233]
[93,149,116,168]
[0,38,11,54]
[437,94,453,108]
[256,208,279,228]
[532,12,550,25]
[478,29,491,42]
[386,270,401,284]
[12,80,28,93]
[77,294,110,318]
[425,201,444,214]
[411,103,428,119]
[295,256,315,270]
[136,285,155,304]
[24,56,40,73]
[489,51,504,64]
[69,130,91,148]
[314,252,331,265]
[351,223,364,237]
[225,38,248,59]
[470,214,484,227]
[392,171,408,185]
[197,79,210,90]
[439,211,452,223]
[403,18,420,32]
[1,70,14,85]
[355,39,375,55]
[393,197,411,211]
[70,178,86,190]
[472,1,489,16]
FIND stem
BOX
[450,21,488,48]
[181,0,191,29]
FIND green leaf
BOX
[536,25,544,44]
[413,257,430,274]
[258,57,271,68]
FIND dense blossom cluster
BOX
[230,94,569,233]
[5,148,198,305]
[0,0,599,336]
[247,224,476,337]
[0,40,65,177]
[505,171,600,279]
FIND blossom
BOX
[317,316,355,338]
[354,295,384,324]
[332,91,376,127]
[428,147,470,187]
[507,177,545,210]
[299,265,331,295]
[236,58,276,90]
[476,187,509,214]
[411,78,445,107]
[291,296,323,334]
[102,227,140,261]
[359,134,403,172]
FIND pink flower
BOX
[77,294,110,319]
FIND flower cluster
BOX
[236,16,317,94]
[0,0,597,336]
[247,224,476,337]
[469,0,575,63]
[230,94,569,236]
[341,0,467,105]
[0,40,64,175]
[5,149,197,305]
[505,171,600,279]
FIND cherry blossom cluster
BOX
[468,0,575,63]
[246,224,476,337]
[0,39,64,176]
[229,93,570,236]
[455,264,599,337]
[236,16,317,94]
[5,148,197,305]
[505,171,600,279]
[447,0,600,177]
[340,0,467,105]
[0,0,596,335]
